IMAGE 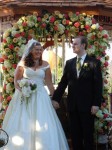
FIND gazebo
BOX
[0,1,112,149]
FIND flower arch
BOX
[0,11,110,126]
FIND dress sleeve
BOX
[43,65,50,71]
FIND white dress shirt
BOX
[77,53,87,77]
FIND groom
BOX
[52,36,103,150]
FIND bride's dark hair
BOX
[24,42,42,67]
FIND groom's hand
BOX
[91,106,99,115]
[52,100,60,109]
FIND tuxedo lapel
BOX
[79,55,90,78]
[71,57,77,78]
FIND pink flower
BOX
[91,35,95,40]
[54,26,58,31]
[22,22,27,27]
[0,58,4,63]
[12,64,17,69]
[102,103,106,107]
[64,14,69,19]
[103,34,108,38]
[92,18,96,24]
[2,66,7,70]
[3,39,7,43]
[50,16,55,23]
[21,32,25,37]
[79,32,84,36]
[85,25,90,30]
[102,51,106,55]
[76,12,80,16]
[104,62,108,67]
[88,45,92,48]
[97,56,101,60]
[41,23,46,28]
[15,33,21,38]
[74,22,80,28]
[104,79,108,84]
[3,84,6,90]
[9,44,14,50]
[99,26,103,31]
[66,20,70,25]
[6,96,12,101]
[28,35,32,40]
[2,55,8,60]
[108,122,112,126]
[103,114,109,118]
[37,17,42,22]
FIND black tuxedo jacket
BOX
[52,55,103,112]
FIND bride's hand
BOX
[15,83,21,92]
[16,86,21,92]
[52,100,60,109]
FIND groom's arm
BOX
[91,59,103,114]
[92,59,103,107]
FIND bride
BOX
[1,39,69,150]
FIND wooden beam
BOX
[9,5,112,16]
[0,5,112,30]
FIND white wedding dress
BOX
[2,65,69,150]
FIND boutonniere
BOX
[83,63,90,71]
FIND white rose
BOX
[87,33,92,38]
[22,86,32,97]
[101,30,108,35]
[9,69,15,77]
[17,19,23,26]
[27,21,35,27]
[6,83,13,93]
[6,37,12,43]
[58,24,65,31]
[100,57,105,63]
[95,23,99,29]
[18,44,26,56]
[11,31,20,37]
[3,29,11,38]
[4,60,12,68]
[85,18,92,26]
[96,110,104,119]
[18,79,26,87]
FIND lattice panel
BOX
[0,0,112,8]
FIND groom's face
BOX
[72,38,81,54]
[72,38,84,55]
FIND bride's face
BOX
[31,45,43,59]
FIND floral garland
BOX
[0,11,110,132]
[95,103,112,131]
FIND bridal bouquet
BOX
[18,78,37,104]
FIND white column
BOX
[0,19,1,48]
[62,35,65,71]
[0,19,2,107]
